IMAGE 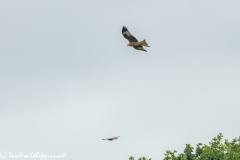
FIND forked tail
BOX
[140,39,150,47]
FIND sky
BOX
[0,0,240,160]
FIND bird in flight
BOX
[122,26,150,52]
[102,136,120,141]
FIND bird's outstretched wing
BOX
[122,26,138,42]
[133,46,147,52]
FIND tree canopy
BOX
[129,133,240,160]
[164,133,240,160]
[129,156,151,160]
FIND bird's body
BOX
[127,40,149,47]
[122,26,149,52]
[102,136,120,141]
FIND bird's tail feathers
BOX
[140,39,150,47]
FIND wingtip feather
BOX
[122,26,128,31]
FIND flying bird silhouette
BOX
[102,136,120,141]
[122,26,150,52]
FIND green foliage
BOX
[163,133,240,160]
[129,156,152,160]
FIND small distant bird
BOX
[122,26,150,52]
[102,136,120,141]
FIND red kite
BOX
[102,136,120,141]
[122,26,150,52]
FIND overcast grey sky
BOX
[0,0,240,160]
